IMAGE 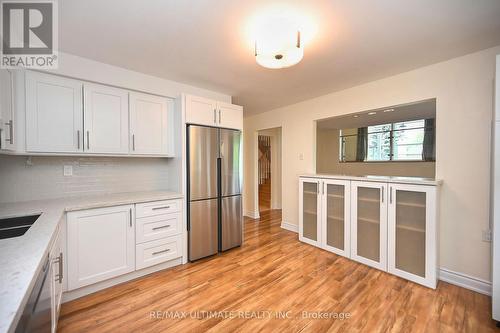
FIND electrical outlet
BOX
[63,165,73,177]
[299,153,304,160]
[482,229,492,242]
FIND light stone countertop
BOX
[0,190,183,333]
[299,173,442,186]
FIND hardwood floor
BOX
[59,210,497,333]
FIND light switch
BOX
[63,165,73,176]
[299,153,304,160]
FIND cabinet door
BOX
[67,205,135,290]
[50,228,63,333]
[83,83,129,154]
[388,184,437,288]
[129,92,171,155]
[350,181,388,271]
[321,179,351,257]
[26,71,83,153]
[217,101,243,130]
[185,95,217,127]
[299,178,321,247]
[0,69,15,151]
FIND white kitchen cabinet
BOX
[185,94,243,130]
[129,92,172,156]
[350,181,388,271]
[299,178,321,247]
[67,205,135,290]
[0,69,15,151]
[387,183,437,288]
[50,227,63,333]
[83,83,129,154]
[185,94,218,127]
[25,71,83,153]
[217,101,243,130]
[321,179,351,257]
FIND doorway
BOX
[256,127,282,215]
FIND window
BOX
[340,119,434,162]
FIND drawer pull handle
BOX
[152,225,171,231]
[152,206,171,210]
[152,249,170,256]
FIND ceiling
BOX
[59,0,500,116]
[317,99,436,129]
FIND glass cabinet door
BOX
[388,184,437,288]
[350,181,387,270]
[322,180,350,257]
[300,179,320,246]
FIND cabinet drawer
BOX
[136,212,181,244]
[136,235,182,270]
[136,199,181,218]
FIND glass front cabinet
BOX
[299,175,439,289]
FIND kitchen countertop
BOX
[0,190,183,333]
[299,173,442,186]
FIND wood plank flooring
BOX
[58,210,497,333]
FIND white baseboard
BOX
[281,221,298,233]
[244,211,260,219]
[438,268,492,296]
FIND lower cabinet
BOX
[299,176,439,289]
[67,205,136,290]
[50,226,63,333]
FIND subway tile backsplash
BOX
[0,155,171,203]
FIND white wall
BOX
[243,45,500,282]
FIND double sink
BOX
[0,215,41,239]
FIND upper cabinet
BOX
[84,83,129,154]
[0,70,15,151]
[129,92,172,156]
[185,94,243,130]
[25,71,83,153]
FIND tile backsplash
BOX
[0,155,171,203]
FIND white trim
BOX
[438,268,492,296]
[244,211,260,219]
[281,221,298,233]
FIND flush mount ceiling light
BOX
[249,8,316,69]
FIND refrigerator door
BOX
[220,129,242,197]
[189,199,218,261]
[221,195,242,251]
[188,125,218,201]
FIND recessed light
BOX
[368,112,377,115]
[383,109,395,113]
[353,115,359,118]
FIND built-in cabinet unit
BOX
[67,205,135,290]
[50,226,63,333]
[0,69,15,151]
[185,94,243,130]
[299,175,440,288]
[2,70,175,156]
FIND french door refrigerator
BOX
[187,125,242,261]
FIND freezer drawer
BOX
[188,125,218,200]
[220,129,242,197]
[221,195,242,251]
[189,199,218,261]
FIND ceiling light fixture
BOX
[368,112,377,115]
[383,109,395,113]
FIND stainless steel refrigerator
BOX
[187,125,242,261]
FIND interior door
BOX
[322,179,351,257]
[83,83,129,154]
[299,178,321,247]
[220,129,242,196]
[217,102,243,130]
[221,195,242,251]
[350,181,388,271]
[129,92,170,155]
[185,95,217,127]
[188,125,218,201]
[25,71,83,153]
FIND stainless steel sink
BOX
[0,214,41,239]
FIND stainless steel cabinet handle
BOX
[129,208,133,227]
[5,120,13,144]
[132,134,135,151]
[77,130,80,149]
[86,131,90,149]
[213,109,217,124]
[322,182,325,195]
[381,187,384,203]
[152,206,170,210]
[54,253,63,283]
[218,110,221,124]
[152,249,170,256]
[0,128,3,149]
[389,187,393,204]
[152,225,170,231]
